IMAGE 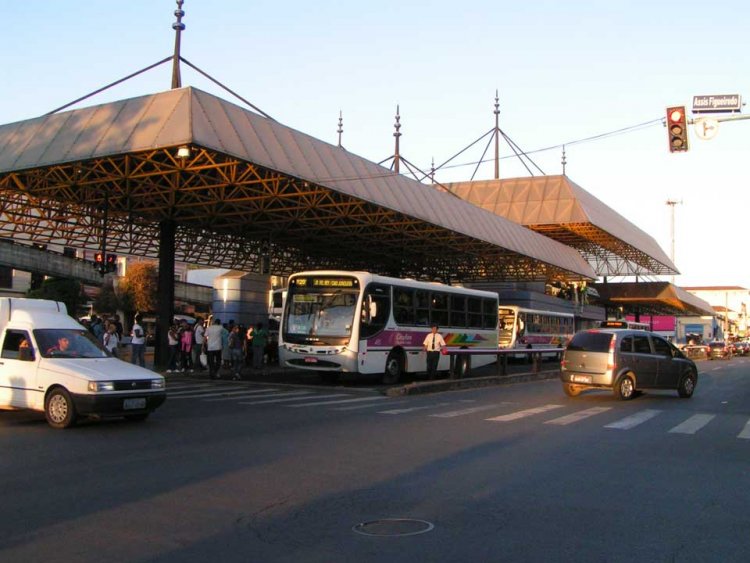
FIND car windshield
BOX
[35,329,109,359]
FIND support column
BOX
[155,219,176,368]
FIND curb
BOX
[384,369,561,396]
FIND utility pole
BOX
[666,199,682,284]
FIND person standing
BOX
[422,323,446,380]
[192,317,205,371]
[228,325,244,380]
[103,323,120,358]
[166,323,179,372]
[179,321,194,372]
[205,317,224,379]
[130,315,146,368]
[245,324,255,366]
[252,322,269,373]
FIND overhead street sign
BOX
[692,94,742,114]
[694,118,719,141]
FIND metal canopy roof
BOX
[0,87,594,282]
[444,175,678,277]
[592,281,715,316]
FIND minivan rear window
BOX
[567,331,613,352]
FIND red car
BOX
[708,341,733,360]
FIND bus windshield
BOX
[284,289,359,345]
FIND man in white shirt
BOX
[422,323,446,380]
[130,316,147,367]
[205,317,224,379]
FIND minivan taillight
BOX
[605,335,616,375]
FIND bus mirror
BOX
[369,301,378,319]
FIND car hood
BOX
[39,357,161,381]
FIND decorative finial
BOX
[430,157,435,184]
[337,110,344,147]
[171,0,186,89]
[494,89,500,118]
[393,105,401,173]
[561,145,567,175]
[494,90,500,179]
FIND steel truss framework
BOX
[0,145,583,283]
[530,223,672,278]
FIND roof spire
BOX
[337,110,344,147]
[171,0,186,89]
[393,105,402,173]
[494,90,500,179]
[561,144,567,175]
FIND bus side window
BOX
[360,284,391,338]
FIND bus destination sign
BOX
[292,276,358,289]
[692,94,742,114]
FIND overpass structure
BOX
[0,239,212,305]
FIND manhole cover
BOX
[353,518,434,537]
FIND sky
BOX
[1,0,748,289]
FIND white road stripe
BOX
[238,392,343,405]
[334,399,410,411]
[287,396,388,408]
[203,389,282,401]
[166,383,214,391]
[669,414,716,434]
[167,386,248,397]
[604,409,662,430]
[379,402,453,415]
[430,403,512,418]
[485,404,564,422]
[545,406,612,426]
[738,420,750,440]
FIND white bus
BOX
[498,306,575,356]
[278,271,499,383]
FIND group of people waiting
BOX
[166,317,270,380]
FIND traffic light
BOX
[666,106,689,152]
[105,253,117,273]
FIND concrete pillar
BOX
[155,219,176,368]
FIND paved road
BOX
[1,356,749,562]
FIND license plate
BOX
[571,374,592,384]
[124,398,147,410]
[304,356,318,363]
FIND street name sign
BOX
[692,94,742,114]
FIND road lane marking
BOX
[204,389,284,401]
[379,402,453,415]
[238,392,345,405]
[737,420,750,440]
[167,386,248,397]
[334,399,410,411]
[668,414,716,434]
[545,406,612,426]
[604,409,662,430]
[485,404,564,422]
[287,396,388,408]
[430,403,512,418]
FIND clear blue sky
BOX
[1,0,748,288]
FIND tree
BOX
[118,261,158,316]
[26,277,86,317]
[92,279,121,316]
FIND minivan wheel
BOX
[562,383,582,397]
[678,371,697,398]
[614,375,635,400]
[45,387,77,429]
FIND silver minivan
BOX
[560,329,698,400]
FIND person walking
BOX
[130,316,146,368]
[205,317,224,379]
[422,323,446,380]
[244,324,255,367]
[251,322,269,373]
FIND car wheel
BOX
[614,374,635,400]
[125,413,150,422]
[562,383,582,397]
[383,351,404,385]
[677,371,697,398]
[45,387,77,429]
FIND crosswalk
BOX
[166,379,750,440]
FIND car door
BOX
[651,335,680,388]
[0,329,37,408]
[629,334,658,387]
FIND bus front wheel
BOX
[383,352,404,385]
